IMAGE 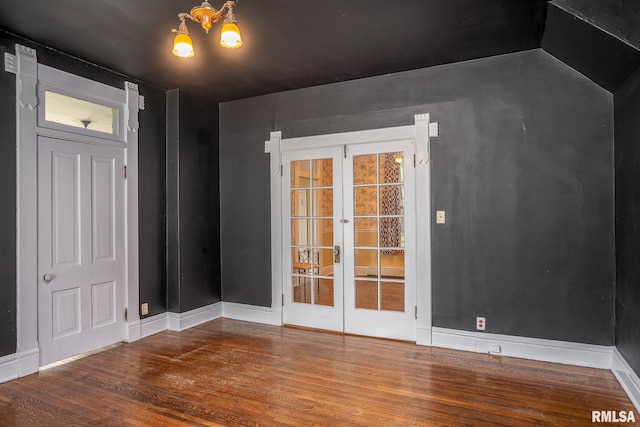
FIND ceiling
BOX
[542,1,640,93]
[553,0,640,47]
[0,1,551,102]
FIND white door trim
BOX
[265,115,437,343]
[5,44,142,375]
[414,114,434,345]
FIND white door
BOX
[343,141,416,340]
[38,136,126,365]
[282,140,416,340]
[282,147,344,331]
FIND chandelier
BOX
[172,0,243,58]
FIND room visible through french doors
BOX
[37,136,126,366]
[282,140,416,341]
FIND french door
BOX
[282,147,344,331]
[282,140,416,340]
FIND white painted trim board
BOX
[432,327,613,369]
[137,302,282,339]
[0,349,39,384]
[222,302,283,326]
[612,348,640,413]
[139,314,169,339]
[167,303,223,332]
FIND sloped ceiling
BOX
[0,0,547,102]
[554,0,640,46]
[542,0,640,93]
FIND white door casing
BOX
[5,44,142,375]
[37,137,126,365]
[267,115,437,343]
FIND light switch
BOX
[436,210,446,224]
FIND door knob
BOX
[43,273,54,283]
[334,246,341,263]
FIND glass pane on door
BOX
[352,152,406,312]
[290,157,335,307]
[44,91,120,135]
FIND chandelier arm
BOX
[220,1,237,13]
[178,12,196,22]
[220,1,237,20]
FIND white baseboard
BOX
[0,348,39,384]
[416,327,432,346]
[432,327,613,369]
[135,302,281,337]
[127,320,141,343]
[612,348,640,413]
[222,302,283,326]
[167,302,223,332]
[140,313,169,339]
[0,353,19,383]
[18,349,39,377]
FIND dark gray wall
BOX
[167,90,181,313]
[220,49,615,345]
[0,31,168,352]
[166,90,221,313]
[137,81,168,319]
[0,33,18,357]
[614,65,640,375]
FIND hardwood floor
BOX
[0,319,635,426]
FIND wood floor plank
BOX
[0,319,636,426]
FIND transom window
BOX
[38,82,125,142]
[44,91,119,135]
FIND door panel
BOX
[91,157,115,262]
[91,281,116,328]
[344,141,416,341]
[282,140,416,341]
[38,136,126,365]
[282,147,343,331]
[52,288,81,339]
[52,152,81,266]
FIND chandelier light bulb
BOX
[172,19,195,58]
[173,34,195,58]
[220,22,242,48]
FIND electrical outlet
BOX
[476,316,486,331]
[436,210,446,224]
[141,303,149,316]
[490,344,501,354]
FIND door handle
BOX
[334,246,341,263]
[43,273,54,283]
